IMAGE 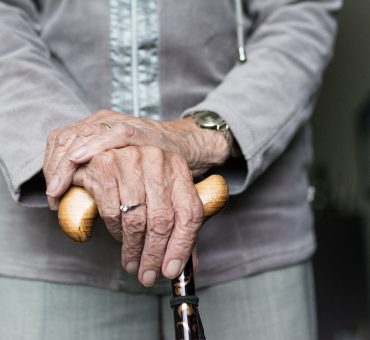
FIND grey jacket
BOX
[0,0,340,289]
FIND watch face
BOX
[197,111,224,128]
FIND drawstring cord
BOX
[235,0,247,63]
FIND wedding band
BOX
[120,202,146,213]
[100,122,111,131]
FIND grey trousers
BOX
[0,261,316,340]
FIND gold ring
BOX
[100,122,111,131]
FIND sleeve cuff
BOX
[1,151,48,207]
[182,97,258,195]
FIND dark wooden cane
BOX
[171,256,203,340]
[58,174,229,340]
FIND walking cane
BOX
[58,174,228,340]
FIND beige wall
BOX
[312,0,370,213]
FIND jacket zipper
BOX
[131,0,140,117]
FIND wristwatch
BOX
[191,111,234,151]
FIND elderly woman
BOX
[0,0,341,339]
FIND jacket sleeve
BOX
[0,1,90,206]
[183,0,342,195]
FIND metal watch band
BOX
[192,111,234,152]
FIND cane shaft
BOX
[171,257,201,340]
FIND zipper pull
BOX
[235,0,247,63]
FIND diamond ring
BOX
[120,202,146,213]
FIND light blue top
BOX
[110,0,161,120]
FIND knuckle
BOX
[171,153,187,168]
[122,225,145,258]
[175,223,195,239]
[46,129,60,146]
[125,146,140,160]
[144,252,163,267]
[179,209,194,228]
[146,228,171,243]
[122,243,142,259]
[124,213,146,232]
[43,168,52,182]
[93,150,115,166]
[78,124,100,137]
[172,237,194,253]
[144,146,166,170]
[107,224,122,241]
[118,123,135,138]
[145,145,164,158]
[191,204,204,224]
[192,203,204,224]
[95,109,112,117]
[100,207,120,223]
[59,156,75,171]
[176,206,203,233]
[55,166,74,185]
[147,209,174,238]
[55,129,75,148]
[80,168,98,191]
[101,210,122,240]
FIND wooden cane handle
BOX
[58,174,228,242]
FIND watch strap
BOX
[192,111,234,153]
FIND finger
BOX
[46,123,110,199]
[118,152,147,274]
[47,188,59,211]
[138,148,175,287]
[44,109,116,176]
[67,123,141,163]
[73,152,122,241]
[44,128,77,209]
[44,109,120,207]
[43,128,61,173]
[43,129,59,209]
[43,109,119,182]
[162,155,203,279]
[96,179,122,243]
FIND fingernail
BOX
[68,146,87,160]
[126,261,139,274]
[46,175,60,196]
[166,259,182,278]
[142,270,157,286]
[48,197,59,211]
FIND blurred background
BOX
[310,0,370,338]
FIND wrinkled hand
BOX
[43,110,229,209]
[70,146,204,286]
